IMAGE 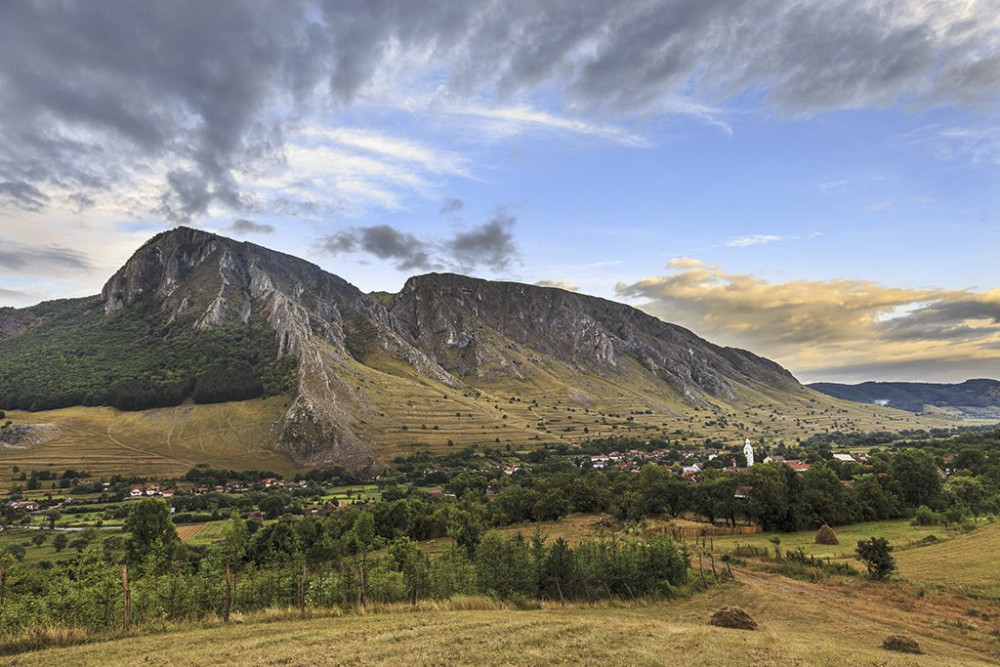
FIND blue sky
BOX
[0,1,997,383]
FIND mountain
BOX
[809,379,1000,415]
[0,227,914,471]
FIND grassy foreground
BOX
[7,567,998,666]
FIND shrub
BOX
[911,506,943,526]
[855,537,896,581]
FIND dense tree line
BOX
[0,296,296,412]
[0,499,688,640]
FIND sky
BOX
[0,0,998,384]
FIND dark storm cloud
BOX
[319,216,519,272]
[446,214,518,271]
[0,1,996,220]
[0,241,91,274]
[320,225,435,271]
[227,219,275,235]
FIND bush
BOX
[911,506,943,526]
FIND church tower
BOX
[744,437,755,467]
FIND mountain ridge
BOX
[0,226,886,470]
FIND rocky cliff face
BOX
[391,273,800,404]
[6,227,809,469]
[99,227,452,469]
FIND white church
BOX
[744,437,755,467]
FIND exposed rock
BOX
[0,423,60,448]
[392,273,800,402]
[882,635,922,654]
[708,606,758,630]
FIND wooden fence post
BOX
[298,565,306,614]
[358,561,365,607]
[121,564,131,633]
[224,565,232,623]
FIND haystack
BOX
[815,524,839,545]
[882,635,922,654]
[708,606,758,630]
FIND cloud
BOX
[868,201,892,212]
[0,181,49,212]
[725,234,783,247]
[320,225,434,271]
[535,279,580,292]
[666,257,708,270]
[319,215,519,273]
[440,198,464,216]
[433,104,650,146]
[227,219,274,235]
[902,121,1000,165]
[0,241,92,275]
[0,0,995,223]
[616,259,1000,383]
[0,287,34,303]
[446,214,518,271]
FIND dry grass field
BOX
[0,398,299,488]
[710,519,948,561]
[8,566,998,666]
[896,522,1000,598]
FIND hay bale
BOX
[882,635,922,654]
[708,606,758,630]
[815,524,839,545]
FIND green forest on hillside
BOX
[0,296,296,412]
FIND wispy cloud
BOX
[0,241,91,275]
[432,103,650,147]
[725,234,784,247]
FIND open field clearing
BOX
[8,568,998,666]
[711,519,948,561]
[896,522,1000,598]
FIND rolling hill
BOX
[809,379,1000,415]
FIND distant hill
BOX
[808,379,1000,414]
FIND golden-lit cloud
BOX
[616,260,1000,383]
